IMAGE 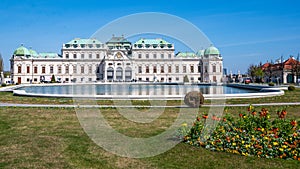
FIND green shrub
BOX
[268,82,275,86]
[288,85,296,91]
[184,91,204,108]
[1,83,6,87]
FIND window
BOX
[146,77,149,81]
[198,66,201,73]
[89,78,92,82]
[161,65,164,73]
[73,65,77,74]
[73,53,77,59]
[191,77,194,81]
[27,66,30,74]
[161,54,164,59]
[34,66,37,74]
[176,65,179,73]
[27,78,30,82]
[65,65,69,74]
[89,53,92,59]
[66,53,69,59]
[191,65,194,73]
[34,78,37,82]
[81,54,84,59]
[176,77,179,81]
[50,66,54,74]
[18,66,22,73]
[81,66,84,74]
[168,65,172,73]
[220,66,222,72]
[153,66,157,73]
[146,54,149,59]
[58,66,62,74]
[205,66,208,73]
[138,54,142,59]
[183,65,186,73]
[88,65,92,74]
[146,66,149,73]
[213,65,216,73]
[168,54,172,59]
[42,66,46,74]
[153,54,157,59]
[96,53,100,59]
[138,66,142,73]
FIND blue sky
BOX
[1,0,300,73]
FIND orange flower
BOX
[251,111,257,116]
[202,115,208,119]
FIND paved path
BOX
[1,102,300,108]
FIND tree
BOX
[183,75,189,83]
[247,64,264,83]
[51,75,56,83]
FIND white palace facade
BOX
[10,36,223,84]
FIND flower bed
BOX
[178,106,300,160]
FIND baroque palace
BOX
[10,36,223,84]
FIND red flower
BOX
[251,111,257,116]
[291,120,297,127]
[202,115,208,119]
[239,113,243,118]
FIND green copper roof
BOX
[196,49,205,56]
[66,38,102,44]
[204,45,220,55]
[176,52,199,58]
[29,48,38,57]
[107,36,130,44]
[38,52,62,58]
[13,45,31,56]
[135,38,171,45]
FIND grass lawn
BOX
[0,106,300,169]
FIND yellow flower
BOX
[282,145,288,149]
[245,144,251,149]
[264,136,268,140]
[279,148,284,152]
[236,135,240,139]
[181,123,187,127]
[242,141,245,144]
[261,128,265,132]
[273,142,279,146]
[232,143,236,146]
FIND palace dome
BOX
[13,45,31,56]
[204,45,220,55]
[29,48,38,57]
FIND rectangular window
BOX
[153,66,157,73]
[18,66,22,73]
[191,65,194,73]
[73,53,77,59]
[213,65,216,73]
[146,77,149,81]
[89,78,92,82]
[146,66,149,73]
[183,65,186,73]
[27,66,30,74]
[42,66,46,74]
[96,54,100,59]
[88,66,92,74]
[168,54,171,59]
[146,54,149,59]
[198,66,201,73]
[81,54,84,59]
[65,65,69,74]
[66,53,69,59]
[213,76,217,82]
[176,65,179,73]
[176,77,179,81]
[161,54,164,59]
[50,66,54,74]
[58,66,62,74]
[73,65,77,74]
[153,54,157,59]
[205,66,208,73]
[161,65,164,73]
[81,66,84,74]
[168,65,172,73]
[138,66,142,73]
[89,53,92,59]
[34,66,37,74]
[138,54,142,59]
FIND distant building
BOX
[261,57,300,83]
[10,36,223,84]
